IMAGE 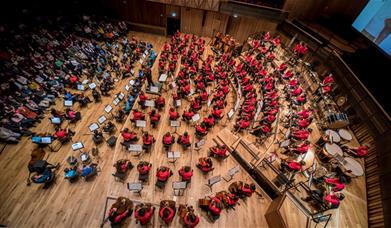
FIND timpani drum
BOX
[324,143,343,157]
[325,129,341,143]
[343,157,364,177]
[338,129,353,141]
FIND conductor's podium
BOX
[265,193,310,228]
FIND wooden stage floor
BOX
[0,32,367,228]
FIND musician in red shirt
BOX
[291,128,312,141]
[159,204,175,225]
[280,160,305,172]
[208,197,223,220]
[155,96,165,110]
[178,166,193,182]
[324,192,344,209]
[212,106,223,119]
[162,132,175,150]
[131,109,145,122]
[142,132,155,150]
[196,157,214,173]
[209,145,228,158]
[178,132,191,148]
[138,91,148,108]
[343,144,369,158]
[156,166,173,182]
[290,141,310,154]
[121,128,138,142]
[325,177,345,192]
[182,109,194,122]
[135,204,155,225]
[202,115,215,129]
[183,211,200,228]
[149,109,161,128]
[137,161,152,175]
[195,123,208,137]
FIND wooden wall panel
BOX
[200,11,229,37]
[180,7,203,35]
[226,16,278,42]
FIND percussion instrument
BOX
[324,143,343,157]
[160,200,175,208]
[338,129,353,141]
[327,112,349,129]
[199,199,211,207]
[325,129,341,143]
[343,157,364,177]
[178,205,187,218]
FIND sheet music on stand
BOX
[227,109,235,119]
[71,141,84,151]
[150,86,159,93]
[172,181,187,196]
[159,74,168,82]
[130,69,134,75]
[77,84,84,91]
[117,92,125,100]
[35,76,44,83]
[167,151,180,159]
[207,175,221,188]
[64,100,73,107]
[129,80,135,85]
[170,121,180,127]
[104,105,113,113]
[89,123,99,132]
[234,99,241,111]
[195,139,205,148]
[125,85,130,91]
[192,114,200,122]
[82,79,89,84]
[128,144,143,152]
[98,115,107,124]
[175,99,181,107]
[207,100,212,107]
[136,120,147,128]
[112,98,120,106]
[127,182,143,193]
[88,83,97,89]
[144,100,155,107]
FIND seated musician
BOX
[251,122,271,136]
[156,166,173,183]
[103,121,115,133]
[202,115,215,129]
[216,191,239,208]
[135,203,155,225]
[54,127,74,143]
[108,197,133,225]
[196,157,214,173]
[142,132,155,150]
[75,93,92,107]
[212,106,223,119]
[121,128,138,143]
[113,159,133,178]
[131,109,145,122]
[195,123,208,137]
[65,108,81,122]
[280,159,305,173]
[289,141,310,155]
[149,109,161,128]
[235,117,251,131]
[64,166,78,181]
[208,197,223,220]
[92,88,101,102]
[209,145,229,158]
[169,107,179,120]
[81,163,98,179]
[31,164,57,187]
[138,91,148,108]
[50,108,65,119]
[179,166,193,182]
[191,97,202,112]
[183,209,200,228]
[324,192,345,209]
[178,132,191,148]
[159,201,176,225]
[291,128,312,141]
[342,144,369,158]
[325,177,345,192]
[162,132,175,150]
[200,90,208,102]
[155,96,165,110]
[92,130,104,144]
[182,109,195,122]
[240,183,256,197]
[295,117,312,129]
[114,109,126,122]
[137,161,152,175]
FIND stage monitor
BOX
[352,0,391,55]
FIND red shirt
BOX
[179,168,193,181]
[196,125,206,134]
[133,112,145,120]
[183,111,194,119]
[157,169,171,181]
[325,193,340,207]
[184,214,200,227]
[212,109,223,118]
[179,135,190,145]
[325,178,345,192]
[139,94,148,101]
[122,132,137,141]
[169,110,179,120]
[55,130,66,138]
[159,207,175,224]
[163,135,173,145]
[135,207,154,225]
[239,120,250,129]
[208,197,222,215]
[143,135,153,145]
[356,146,368,157]
[138,165,151,174]
[288,161,302,171]
[149,112,160,122]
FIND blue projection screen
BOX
[353,0,391,55]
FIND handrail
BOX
[283,20,323,46]
[227,0,286,13]
[332,50,391,121]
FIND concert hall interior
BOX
[0,0,390,228]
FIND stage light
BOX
[233,14,238,18]
[172,12,177,17]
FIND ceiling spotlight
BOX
[172,12,177,17]
[233,14,238,18]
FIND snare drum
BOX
[325,129,341,143]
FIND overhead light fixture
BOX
[233,14,238,18]
[172,12,177,17]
